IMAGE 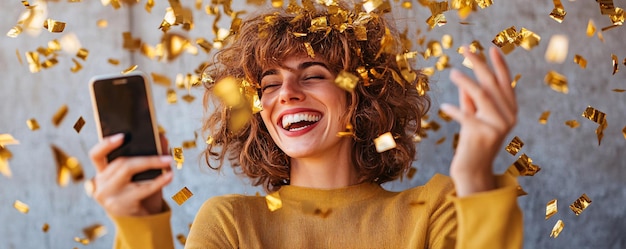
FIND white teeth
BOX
[281,113,321,130]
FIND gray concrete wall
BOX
[1,1,624,248]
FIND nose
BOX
[278,77,305,104]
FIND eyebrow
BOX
[260,61,330,79]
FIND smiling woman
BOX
[88,1,523,248]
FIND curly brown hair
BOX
[202,3,430,192]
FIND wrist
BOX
[450,170,496,197]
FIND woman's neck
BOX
[288,141,358,189]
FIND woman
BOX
[89,2,522,248]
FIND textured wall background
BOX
[1,1,624,248]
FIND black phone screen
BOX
[93,74,161,181]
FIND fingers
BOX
[463,48,513,119]
[449,69,501,120]
[89,133,124,173]
[128,171,174,200]
[489,47,517,113]
[107,155,172,187]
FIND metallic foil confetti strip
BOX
[569,193,592,215]
[265,191,282,211]
[544,71,568,93]
[73,116,85,133]
[549,0,566,23]
[172,187,193,206]
[546,199,558,220]
[573,54,587,69]
[505,136,524,156]
[550,220,564,238]
[545,35,568,63]
[374,132,397,153]
[52,105,68,126]
[14,200,29,214]
[172,147,184,169]
[27,118,40,131]
[507,154,541,176]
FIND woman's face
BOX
[259,55,351,159]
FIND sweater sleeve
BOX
[184,196,239,249]
[110,205,175,249]
[428,174,523,249]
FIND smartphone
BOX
[89,72,162,181]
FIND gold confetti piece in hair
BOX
[26,118,40,131]
[43,18,66,33]
[82,224,106,241]
[441,34,453,49]
[70,58,82,73]
[107,58,119,65]
[565,120,579,128]
[74,237,90,245]
[172,147,184,169]
[7,26,22,38]
[505,136,524,156]
[550,220,564,238]
[97,19,108,28]
[122,65,138,74]
[52,104,68,126]
[374,132,397,153]
[510,74,521,88]
[573,54,587,69]
[334,71,359,92]
[176,234,187,245]
[438,109,452,122]
[172,187,193,206]
[265,192,282,211]
[271,0,283,8]
[214,76,244,108]
[73,116,85,133]
[304,42,315,58]
[544,70,568,94]
[166,89,177,104]
[612,54,619,75]
[570,193,592,215]
[14,200,29,214]
[546,199,558,220]
[545,35,568,63]
[25,51,41,73]
[506,154,541,176]
[42,223,49,233]
[52,145,84,187]
[539,111,551,124]
[549,0,566,23]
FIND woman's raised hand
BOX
[88,134,174,216]
[441,46,518,197]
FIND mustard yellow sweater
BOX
[111,174,523,249]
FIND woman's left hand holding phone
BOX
[88,133,174,216]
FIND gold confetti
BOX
[597,0,616,15]
[516,185,528,197]
[511,74,521,88]
[74,237,90,245]
[546,199,558,220]
[151,73,171,87]
[586,19,596,37]
[206,136,214,145]
[505,136,524,156]
[96,19,108,28]
[16,49,23,65]
[570,193,592,215]
[43,18,66,33]
[172,187,193,206]
[52,104,68,126]
[172,147,184,169]
[145,0,154,13]
[73,117,85,133]
[613,89,626,92]
[434,35,451,52]
[334,71,359,92]
[176,234,187,245]
[0,134,19,147]
[518,28,541,51]
[84,178,95,197]
[42,223,49,233]
[573,54,587,69]
[425,2,448,29]
[182,140,196,149]
[0,147,13,178]
[52,145,84,187]
[76,48,89,61]
[107,58,119,65]
[612,54,619,75]
[304,42,315,58]
[25,51,41,73]
[622,126,626,139]
[544,70,568,94]
[26,118,40,131]
[539,111,551,124]
[609,7,624,25]
[83,224,106,241]
[506,154,541,176]
[549,0,566,23]
[14,200,29,214]
[582,106,607,145]
[167,89,177,104]
[406,167,417,179]
[265,192,282,211]
[122,65,138,74]
[374,132,397,153]
[565,120,580,128]
[438,109,452,122]
[435,55,449,71]
[435,137,446,145]
[550,220,564,238]
[182,94,196,103]
[7,26,22,38]
[545,35,568,64]
[70,58,83,73]
[21,1,30,7]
